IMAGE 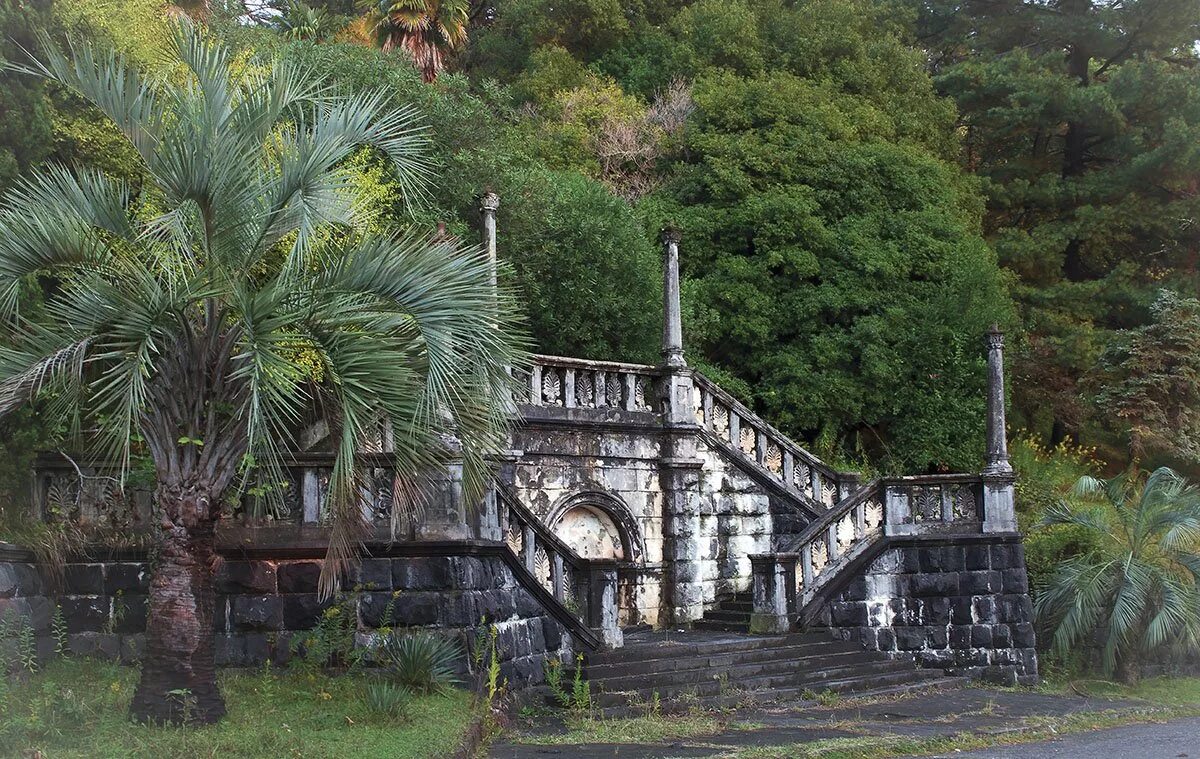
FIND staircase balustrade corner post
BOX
[749,554,791,634]
[981,473,1018,534]
[884,483,916,537]
[587,560,624,648]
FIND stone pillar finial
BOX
[660,227,685,369]
[480,190,500,289]
[984,325,1011,475]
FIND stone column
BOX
[982,326,1018,533]
[661,227,685,369]
[480,190,500,291]
[984,326,1012,476]
[656,228,707,624]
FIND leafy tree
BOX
[269,36,662,361]
[645,0,1010,471]
[908,0,1200,449]
[0,0,54,193]
[0,22,521,723]
[1036,468,1200,683]
[1096,291,1200,464]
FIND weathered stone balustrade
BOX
[492,482,621,648]
[691,375,858,511]
[518,355,662,413]
[756,473,1002,628]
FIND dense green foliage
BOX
[3,0,1198,478]
[1035,468,1200,682]
[908,0,1200,465]
[1096,291,1200,465]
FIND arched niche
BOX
[546,491,643,563]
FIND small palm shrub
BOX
[379,631,461,694]
[1035,467,1200,683]
[362,680,413,719]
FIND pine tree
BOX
[909,0,1200,450]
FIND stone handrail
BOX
[492,481,622,647]
[519,354,663,413]
[691,373,858,510]
[752,473,988,631]
[32,451,416,527]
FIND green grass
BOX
[0,658,474,758]
[515,710,753,745]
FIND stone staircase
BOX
[692,591,753,633]
[550,629,962,717]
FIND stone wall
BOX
[510,412,782,627]
[0,541,574,686]
[815,536,1039,685]
[693,440,774,603]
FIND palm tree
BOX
[0,21,522,723]
[1035,467,1200,683]
[371,0,470,83]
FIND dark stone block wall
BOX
[0,546,573,687]
[815,537,1039,685]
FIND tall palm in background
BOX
[0,21,522,723]
[1035,467,1200,683]
[371,0,470,82]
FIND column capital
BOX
[985,323,1004,350]
[480,190,500,213]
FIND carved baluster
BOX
[302,467,321,523]
[854,498,866,538]
[702,389,713,431]
[729,413,741,455]
[551,553,565,601]
[801,541,814,590]
[941,484,954,523]
[594,371,607,409]
[623,372,637,411]
[522,524,536,573]
[564,367,577,408]
[827,522,840,562]
[810,469,823,505]
[756,430,767,466]
[783,451,794,491]
[529,364,542,406]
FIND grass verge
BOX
[0,658,473,758]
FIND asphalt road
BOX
[940,717,1200,758]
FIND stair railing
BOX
[517,355,664,412]
[691,374,859,511]
[754,473,987,629]
[492,481,622,648]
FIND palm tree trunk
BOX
[129,488,225,724]
[1115,652,1140,686]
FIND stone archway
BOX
[546,491,643,563]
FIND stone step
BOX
[585,648,887,693]
[587,661,944,708]
[583,639,865,680]
[691,619,750,633]
[587,631,832,666]
[719,601,754,613]
[590,674,965,719]
[699,609,753,624]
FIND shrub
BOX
[362,680,413,720]
[1035,468,1200,683]
[379,631,461,694]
